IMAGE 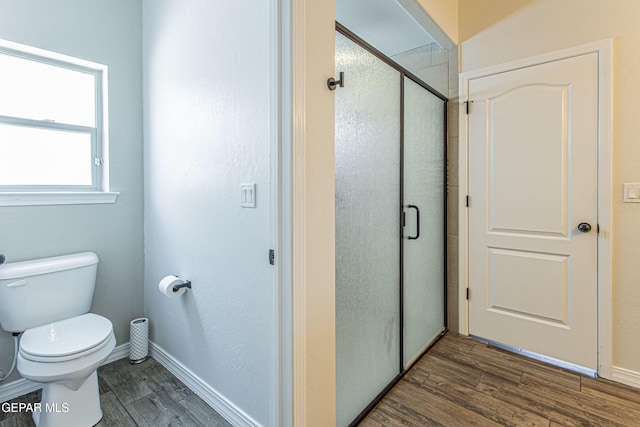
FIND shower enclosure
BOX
[335,25,447,426]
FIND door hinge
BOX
[466,288,470,300]
[466,195,470,207]
[465,100,474,114]
[94,157,104,166]
[597,224,600,234]
[269,249,275,266]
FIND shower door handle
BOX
[407,205,420,240]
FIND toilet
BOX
[0,252,115,427]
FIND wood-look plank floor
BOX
[0,358,231,427]
[360,333,640,427]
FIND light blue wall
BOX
[0,0,144,381]
[142,0,277,425]
[0,2,278,422]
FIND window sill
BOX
[0,192,119,207]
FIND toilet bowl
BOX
[0,253,115,427]
[18,313,116,427]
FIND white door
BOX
[467,52,599,369]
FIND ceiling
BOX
[336,0,438,57]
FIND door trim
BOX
[458,39,613,378]
[290,0,337,426]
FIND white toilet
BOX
[0,252,116,427]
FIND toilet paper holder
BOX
[172,279,191,293]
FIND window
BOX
[0,39,117,206]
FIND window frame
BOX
[0,39,117,206]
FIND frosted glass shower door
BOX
[402,77,446,367]
[335,32,401,426]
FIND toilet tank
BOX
[0,252,99,333]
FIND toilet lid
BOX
[20,313,113,358]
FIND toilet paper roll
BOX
[158,275,187,298]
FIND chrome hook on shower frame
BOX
[327,71,345,90]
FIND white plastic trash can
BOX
[129,317,149,364]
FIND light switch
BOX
[623,183,640,203]
[240,183,256,208]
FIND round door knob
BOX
[577,222,592,233]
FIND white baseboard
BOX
[149,341,259,427]
[611,366,640,389]
[105,342,130,365]
[0,378,40,403]
[0,342,130,403]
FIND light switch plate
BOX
[240,183,256,208]
[623,183,640,203]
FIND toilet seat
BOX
[20,313,114,363]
